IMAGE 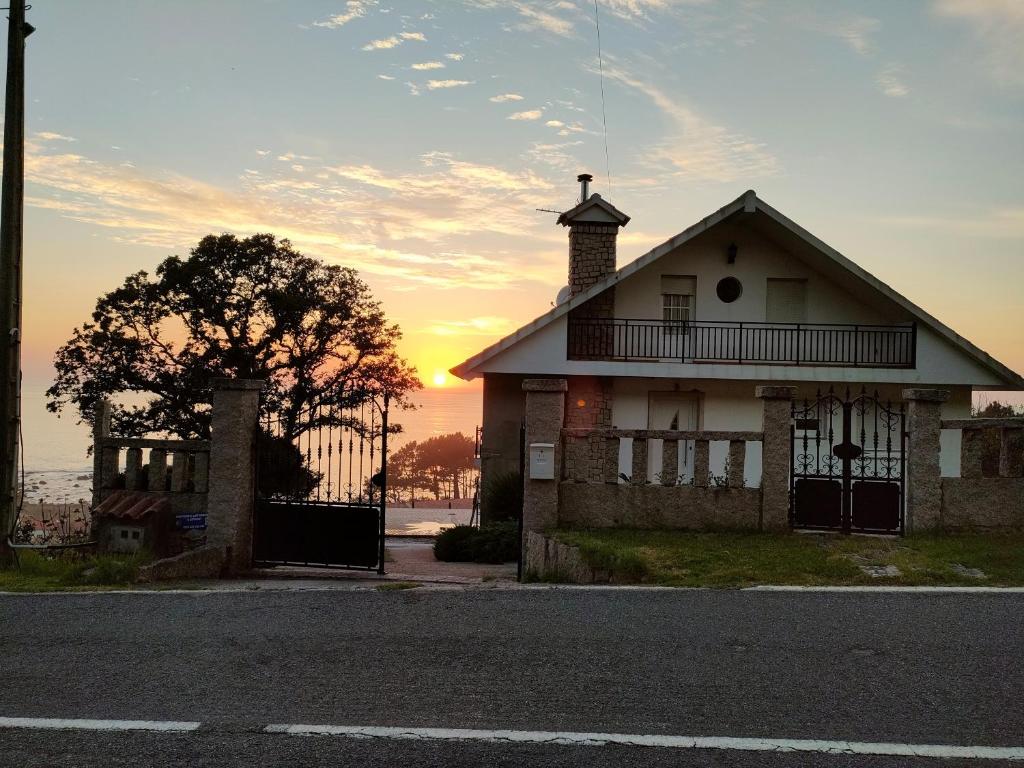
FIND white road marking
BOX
[746,585,1024,593]
[3,717,1021,759]
[0,717,201,732]
[263,724,1024,760]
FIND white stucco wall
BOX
[613,230,885,326]
[474,231,1008,388]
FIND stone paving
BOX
[248,537,516,586]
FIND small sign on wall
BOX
[529,443,555,480]
[176,514,207,530]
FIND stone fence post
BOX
[903,388,949,532]
[91,399,112,513]
[207,378,264,574]
[522,379,567,541]
[756,385,796,531]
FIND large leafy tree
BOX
[47,233,420,439]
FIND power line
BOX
[594,0,611,195]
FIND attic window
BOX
[716,277,743,303]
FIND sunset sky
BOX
[10,0,1024,405]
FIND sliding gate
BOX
[254,392,389,572]
[791,388,906,534]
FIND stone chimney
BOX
[558,174,630,299]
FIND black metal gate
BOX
[790,388,906,534]
[254,392,389,572]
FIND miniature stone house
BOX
[93,491,173,556]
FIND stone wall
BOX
[568,222,618,298]
[136,543,226,582]
[521,380,787,573]
[563,376,614,483]
[936,416,1024,531]
[523,531,597,583]
[90,378,263,575]
[559,483,761,530]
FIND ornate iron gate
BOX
[790,388,906,534]
[254,392,389,572]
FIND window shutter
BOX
[766,279,807,323]
[661,275,696,296]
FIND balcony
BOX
[567,318,916,368]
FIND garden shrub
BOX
[434,522,520,564]
[433,525,479,562]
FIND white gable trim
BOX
[451,191,1024,388]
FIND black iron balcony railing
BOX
[567,318,916,368]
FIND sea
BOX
[17,384,483,516]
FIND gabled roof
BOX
[556,193,631,227]
[451,190,1024,388]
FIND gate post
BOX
[757,385,797,531]
[903,388,949,532]
[207,378,264,574]
[521,379,566,572]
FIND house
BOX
[452,175,1024,534]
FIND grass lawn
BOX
[0,550,150,592]
[549,529,1024,588]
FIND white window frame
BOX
[662,289,694,336]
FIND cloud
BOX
[508,109,543,120]
[426,79,473,89]
[527,139,585,171]
[256,149,271,156]
[542,119,589,136]
[35,131,77,142]
[599,0,694,23]
[363,36,402,50]
[362,31,426,51]
[445,53,465,61]
[426,316,513,336]
[829,16,879,55]
[601,65,778,182]
[312,1,375,29]
[378,74,396,80]
[467,0,577,37]
[24,139,564,291]
[876,65,909,97]
[934,0,1024,86]
[880,207,1024,239]
[489,93,524,103]
[411,61,445,70]
[511,2,576,37]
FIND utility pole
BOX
[0,2,32,566]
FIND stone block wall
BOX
[937,417,1024,531]
[521,380,790,573]
[523,531,597,583]
[563,376,614,483]
[568,223,618,298]
[90,378,263,576]
[559,483,762,530]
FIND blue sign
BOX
[176,514,207,531]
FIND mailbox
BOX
[529,443,555,480]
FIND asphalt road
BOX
[1,586,1022,766]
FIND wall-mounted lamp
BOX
[726,243,738,264]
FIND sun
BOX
[432,371,447,387]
